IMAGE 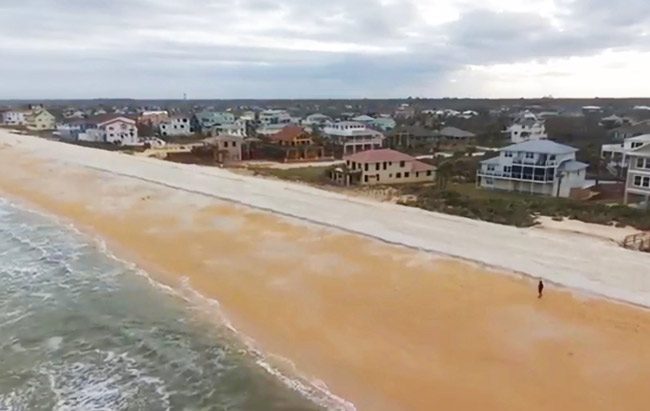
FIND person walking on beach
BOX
[538,280,544,299]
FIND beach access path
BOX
[2,129,650,307]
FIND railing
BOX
[478,171,555,182]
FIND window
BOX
[632,142,643,148]
[232,141,237,147]
[364,163,369,171]
[634,176,642,186]
[504,152,513,158]
[383,162,387,170]
[396,173,402,178]
[637,158,645,169]
[224,141,229,148]
[405,172,410,178]
[426,170,432,176]
[644,177,650,188]
[504,166,512,173]
[525,152,534,159]
[416,172,420,177]
[389,174,393,178]
[549,155,556,160]
[484,177,494,185]
[487,164,496,171]
[364,175,368,183]
[376,163,380,171]
[400,161,405,167]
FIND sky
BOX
[1,0,649,99]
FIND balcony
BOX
[478,170,555,183]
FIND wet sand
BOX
[2,145,650,410]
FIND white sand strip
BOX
[2,130,650,307]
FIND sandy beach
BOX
[2,129,650,411]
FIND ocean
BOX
[0,198,327,411]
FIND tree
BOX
[436,161,454,190]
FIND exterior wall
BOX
[556,169,587,198]
[2,111,27,125]
[345,159,434,185]
[508,122,548,143]
[138,112,169,127]
[625,154,650,202]
[26,110,56,131]
[160,118,192,136]
[480,177,554,196]
[213,137,242,162]
[601,138,650,169]
[260,110,291,126]
[102,120,139,145]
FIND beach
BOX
[2,129,650,410]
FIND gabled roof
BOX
[481,156,501,165]
[269,125,310,143]
[500,140,578,155]
[352,115,375,122]
[94,115,136,126]
[627,134,650,142]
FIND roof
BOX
[559,160,588,172]
[627,134,650,142]
[630,143,650,156]
[269,125,309,143]
[439,126,475,138]
[352,115,375,122]
[481,156,501,165]
[93,115,136,126]
[344,149,416,163]
[390,125,440,138]
[411,160,436,172]
[500,140,578,155]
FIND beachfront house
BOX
[259,109,292,127]
[265,125,325,162]
[506,112,548,143]
[1,109,29,126]
[386,125,440,150]
[137,110,169,128]
[160,115,193,137]
[25,108,56,131]
[193,111,236,134]
[439,126,476,142]
[323,121,384,156]
[202,134,243,164]
[601,134,650,173]
[330,149,435,186]
[624,144,650,206]
[476,140,588,198]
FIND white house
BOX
[477,140,588,198]
[624,144,650,206]
[259,109,292,126]
[323,121,384,155]
[98,117,138,145]
[212,119,247,137]
[601,134,650,171]
[506,112,548,143]
[331,149,435,186]
[1,110,28,126]
[160,115,192,137]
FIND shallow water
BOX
[0,198,324,411]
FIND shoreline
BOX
[3,131,650,410]
[0,193,356,411]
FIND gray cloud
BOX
[0,0,648,98]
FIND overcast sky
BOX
[1,0,648,99]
